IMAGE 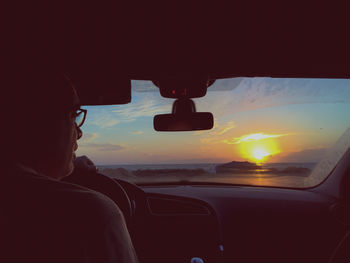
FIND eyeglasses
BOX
[74,108,87,128]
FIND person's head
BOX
[3,70,85,180]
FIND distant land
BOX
[98,161,316,185]
[215,161,312,175]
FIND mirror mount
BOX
[172,98,196,115]
[152,78,215,99]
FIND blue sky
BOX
[76,78,350,165]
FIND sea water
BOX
[97,162,316,174]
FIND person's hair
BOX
[1,70,78,162]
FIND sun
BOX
[236,133,282,164]
[251,147,270,163]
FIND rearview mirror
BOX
[154,112,214,131]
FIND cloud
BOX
[224,132,289,145]
[79,133,99,144]
[197,120,236,144]
[112,95,171,121]
[273,147,328,163]
[132,131,144,135]
[79,142,125,152]
[87,110,120,128]
[195,121,235,136]
[216,121,236,135]
[101,119,119,127]
[196,78,350,119]
[200,137,219,144]
[91,117,119,128]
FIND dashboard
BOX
[118,180,349,263]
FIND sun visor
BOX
[68,72,131,105]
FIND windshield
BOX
[76,78,350,188]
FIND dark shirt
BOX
[0,164,138,263]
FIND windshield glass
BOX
[76,78,350,188]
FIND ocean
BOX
[98,162,317,174]
[97,162,318,188]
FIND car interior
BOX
[9,3,350,263]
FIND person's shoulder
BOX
[3,168,123,223]
[57,179,123,217]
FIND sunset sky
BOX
[76,78,350,165]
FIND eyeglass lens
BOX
[76,111,84,127]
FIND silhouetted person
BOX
[0,71,138,263]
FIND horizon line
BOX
[96,161,318,166]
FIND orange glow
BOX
[236,133,282,163]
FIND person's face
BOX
[56,90,82,179]
[59,92,82,179]
[38,88,83,180]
